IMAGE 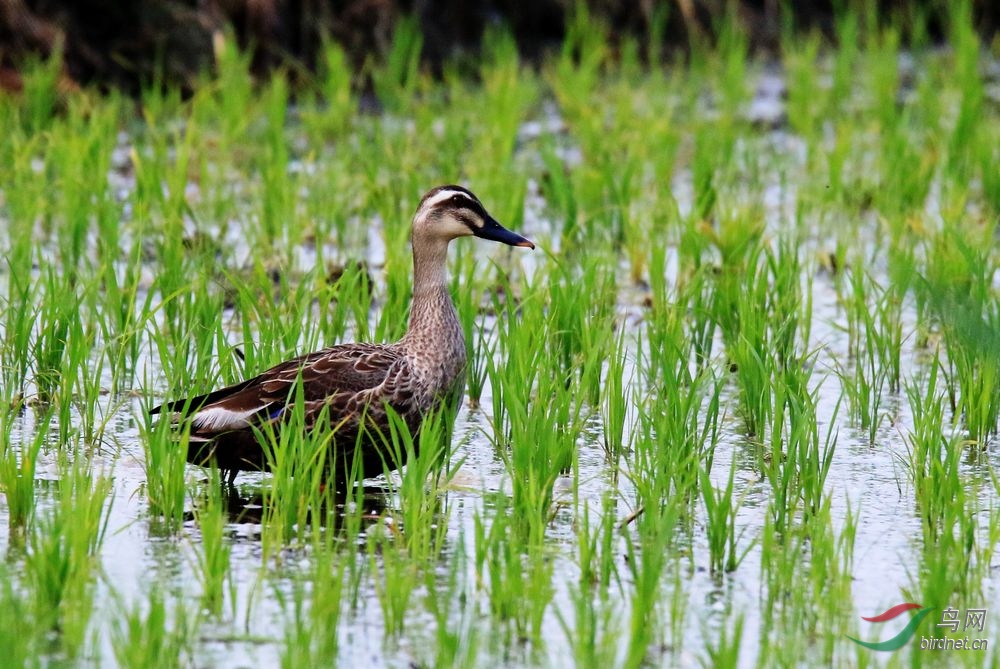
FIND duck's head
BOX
[412,185,535,249]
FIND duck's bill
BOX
[476,216,535,249]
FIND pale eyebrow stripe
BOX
[424,188,484,210]
[423,189,464,209]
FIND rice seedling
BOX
[371,16,424,115]
[24,451,112,657]
[600,329,629,467]
[0,561,40,667]
[944,0,983,185]
[473,499,555,648]
[257,391,339,552]
[96,245,149,396]
[548,3,608,135]
[702,613,744,669]
[19,62,59,128]
[355,403,455,588]
[190,468,235,617]
[700,458,751,575]
[31,268,78,408]
[454,254,492,410]
[900,364,1000,654]
[762,363,833,535]
[340,484,370,613]
[489,285,584,542]
[555,500,621,668]
[0,275,34,407]
[836,265,895,443]
[803,502,857,663]
[546,253,617,404]
[422,539,480,669]
[712,235,785,437]
[919,227,1000,446]
[301,39,355,143]
[111,589,196,669]
[620,505,670,668]
[783,32,824,146]
[369,524,420,640]
[467,25,538,208]
[711,5,752,122]
[209,30,255,137]
[0,406,46,536]
[140,405,190,532]
[631,335,722,534]
[0,4,997,666]
[279,540,346,668]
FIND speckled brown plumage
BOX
[150,185,534,484]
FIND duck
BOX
[151,185,534,485]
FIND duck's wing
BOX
[151,343,405,440]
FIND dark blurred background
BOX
[1,1,997,93]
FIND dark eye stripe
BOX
[448,195,488,221]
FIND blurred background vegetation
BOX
[0,0,998,95]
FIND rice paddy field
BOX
[2,4,1000,668]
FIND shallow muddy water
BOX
[3,47,1000,668]
[0,272,1000,668]
[4,243,997,668]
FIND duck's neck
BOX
[403,237,462,349]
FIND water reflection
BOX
[184,480,393,527]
